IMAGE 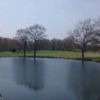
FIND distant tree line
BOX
[0,37,17,52]
[0,36,100,52]
[1,17,100,60]
[0,36,75,51]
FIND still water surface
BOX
[0,58,100,100]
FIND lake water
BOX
[0,58,100,100]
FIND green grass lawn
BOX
[0,50,100,62]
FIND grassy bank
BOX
[0,50,100,62]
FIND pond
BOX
[0,58,100,100]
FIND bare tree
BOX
[15,29,30,57]
[68,19,95,60]
[93,17,100,44]
[28,24,47,58]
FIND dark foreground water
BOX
[0,58,100,100]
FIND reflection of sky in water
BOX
[0,58,100,100]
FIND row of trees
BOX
[1,17,100,60]
[0,37,17,52]
[0,37,75,51]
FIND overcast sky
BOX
[0,0,100,39]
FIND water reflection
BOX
[1,58,100,100]
[13,58,45,91]
[66,61,100,100]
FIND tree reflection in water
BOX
[13,58,45,91]
[66,61,100,100]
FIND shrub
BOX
[11,48,16,52]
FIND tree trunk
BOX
[24,42,26,58]
[24,47,26,57]
[82,50,84,61]
[34,41,37,59]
